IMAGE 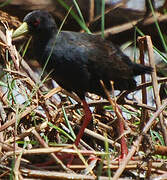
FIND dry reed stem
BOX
[0,9,167,179]
[31,129,72,173]
[21,169,96,180]
[117,76,167,104]
[89,0,94,22]
[138,36,149,130]
[113,34,167,180]
[146,36,167,145]
[94,11,165,37]
[113,92,167,179]
[0,25,72,172]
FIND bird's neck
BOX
[35,28,57,41]
[33,28,57,54]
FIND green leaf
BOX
[48,122,75,142]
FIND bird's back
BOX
[42,31,135,78]
[35,30,151,97]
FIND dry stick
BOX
[3,29,21,168]
[0,101,6,123]
[66,77,167,110]
[146,35,167,145]
[100,80,128,156]
[13,152,22,180]
[117,77,167,104]
[0,101,5,154]
[6,29,19,71]
[0,87,8,106]
[64,77,167,115]
[5,147,99,157]
[0,28,57,111]
[0,30,71,172]
[21,169,96,180]
[86,2,123,30]
[113,99,167,180]
[65,98,156,112]
[0,105,36,133]
[124,99,155,111]
[154,145,167,155]
[4,121,48,144]
[0,29,60,108]
[65,94,158,114]
[31,129,72,173]
[95,12,165,37]
[44,87,62,99]
[72,122,121,148]
[138,36,149,130]
[89,0,94,22]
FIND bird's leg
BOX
[117,106,128,159]
[67,99,92,166]
[74,99,92,146]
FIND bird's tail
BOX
[114,78,137,91]
[133,63,153,76]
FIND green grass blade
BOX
[72,0,86,24]
[97,154,105,179]
[62,105,76,139]
[0,80,8,87]
[104,133,111,179]
[136,27,167,64]
[0,0,12,8]
[153,46,167,63]
[40,6,72,79]
[22,36,32,58]
[148,0,167,53]
[153,130,165,146]
[101,0,105,39]
[48,122,75,142]
[133,27,137,62]
[57,0,91,34]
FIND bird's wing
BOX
[50,31,134,81]
[59,32,134,80]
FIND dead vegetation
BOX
[0,0,167,179]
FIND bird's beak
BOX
[12,22,29,38]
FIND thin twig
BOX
[117,77,167,104]
[113,99,167,180]
[89,0,94,22]
[31,129,73,173]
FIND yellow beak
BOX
[12,22,29,38]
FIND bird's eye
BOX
[33,19,40,26]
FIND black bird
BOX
[13,10,152,159]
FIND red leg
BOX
[33,100,92,167]
[74,100,92,146]
[117,107,128,158]
[67,99,92,165]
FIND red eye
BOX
[33,19,40,26]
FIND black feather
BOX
[19,10,153,99]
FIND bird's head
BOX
[13,10,57,38]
